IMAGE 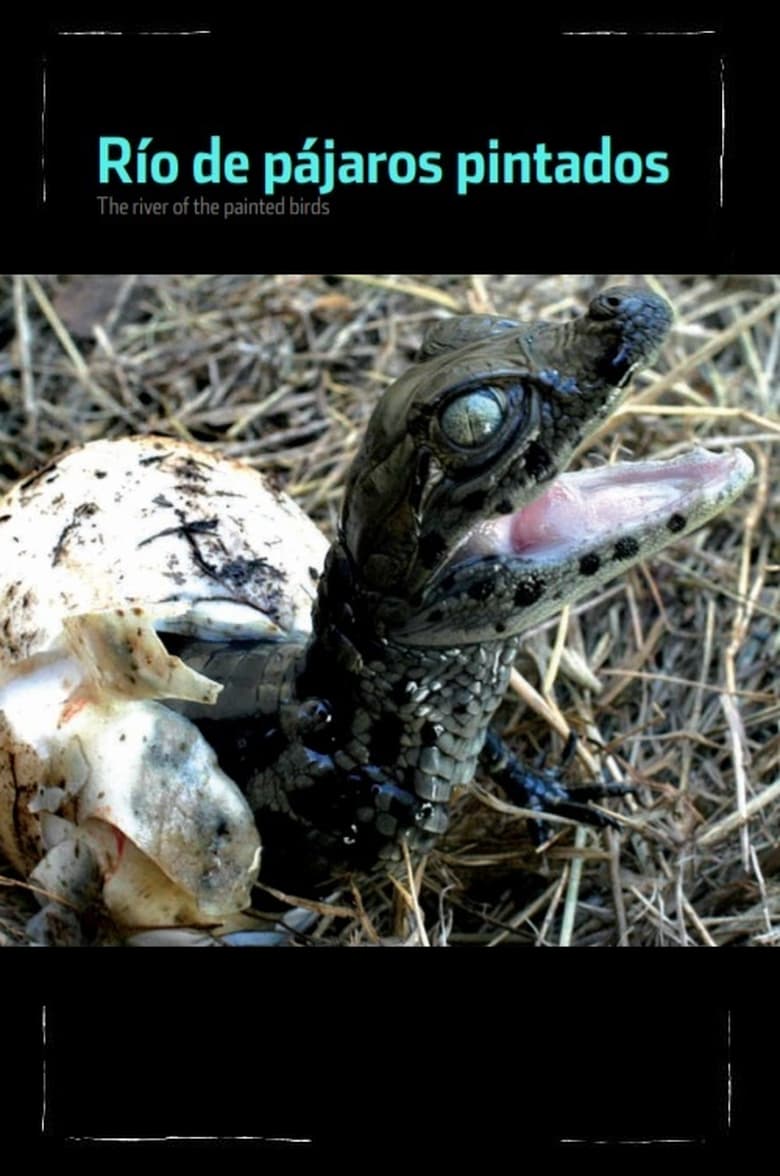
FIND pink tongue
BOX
[509,480,587,554]
[509,475,678,554]
[506,451,740,557]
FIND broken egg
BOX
[0,436,329,937]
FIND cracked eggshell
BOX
[0,436,328,929]
[0,435,329,669]
[50,699,262,924]
[0,588,262,930]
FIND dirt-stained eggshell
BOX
[0,436,329,934]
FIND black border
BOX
[3,10,776,270]
[2,8,778,1162]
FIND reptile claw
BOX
[480,727,629,843]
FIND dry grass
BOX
[0,273,778,947]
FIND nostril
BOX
[589,288,633,320]
[589,289,674,353]
[593,290,640,318]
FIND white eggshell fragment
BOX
[62,608,223,705]
[0,436,329,933]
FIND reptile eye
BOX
[439,386,507,448]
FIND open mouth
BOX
[393,444,756,647]
[459,447,755,565]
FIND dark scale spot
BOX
[461,488,488,512]
[452,702,469,717]
[524,441,552,480]
[392,678,412,706]
[418,530,447,569]
[614,536,640,561]
[421,721,440,746]
[467,578,494,602]
[427,608,444,623]
[94,470,107,479]
[579,553,601,576]
[513,576,546,607]
[403,766,418,791]
[494,621,507,634]
[309,566,319,582]
[496,499,514,515]
[667,513,687,533]
[368,714,405,765]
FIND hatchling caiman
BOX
[0,287,754,936]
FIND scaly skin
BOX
[182,288,753,892]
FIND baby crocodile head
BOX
[333,287,751,647]
[273,288,753,875]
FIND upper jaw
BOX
[520,286,674,389]
[342,288,676,604]
[343,284,682,625]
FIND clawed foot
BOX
[346,765,445,857]
[480,728,634,844]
